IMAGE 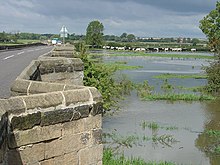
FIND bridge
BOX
[0,45,103,164]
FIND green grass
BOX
[142,93,215,101]
[206,130,220,137]
[103,148,177,165]
[0,39,40,46]
[176,86,204,92]
[141,121,178,131]
[91,52,214,59]
[17,39,40,44]
[104,62,143,70]
[153,73,207,79]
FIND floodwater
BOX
[101,53,220,165]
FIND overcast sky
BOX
[0,0,218,38]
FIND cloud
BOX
[0,0,217,37]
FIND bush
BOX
[78,43,133,111]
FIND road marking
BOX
[27,49,34,52]
[17,51,24,55]
[3,55,15,60]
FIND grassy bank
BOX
[142,93,215,101]
[104,61,143,70]
[91,52,214,59]
[153,73,207,79]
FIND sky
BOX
[0,0,218,38]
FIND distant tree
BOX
[191,38,200,46]
[127,34,136,42]
[85,20,104,48]
[0,31,8,42]
[120,33,127,39]
[200,1,220,53]
[120,33,128,42]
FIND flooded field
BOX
[101,53,220,165]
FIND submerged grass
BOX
[142,93,215,101]
[153,73,207,79]
[104,62,143,70]
[103,148,177,165]
[141,121,178,131]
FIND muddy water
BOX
[102,55,220,164]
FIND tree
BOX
[127,34,136,42]
[200,1,220,53]
[85,20,104,48]
[200,2,220,93]
[191,38,200,46]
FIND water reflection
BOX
[195,99,220,165]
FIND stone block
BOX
[41,108,81,126]
[64,85,85,91]
[11,112,41,130]
[62,118,85,135]
[23,92,63,110]
[54,65,68,73]
[0,97,25,115]
[7,143,45,164]
[10,79,30,94]
[84,115,102,131]
[45,138,63,159]
[45,134,85,160]
[78,145,103,165]
[19,143,45,164]
[60,152,78,165]
[39,66,54,75]
[41,152,78,165]
[8,124,62,148]
[91,103,103,116]
[63,89,91,106]
[75,105,90,118]
[88,87,102,102]
[92,129,102,145]
[62,133,84,154]
[28,82,65,94]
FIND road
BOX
[0,45,53,98]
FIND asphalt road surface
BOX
[0,45,53,98]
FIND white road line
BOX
[3,55,15,60]
[27,50,34,52]
[17,51,24,55]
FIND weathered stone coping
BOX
[14,57,84,81]
[1,87,102,115]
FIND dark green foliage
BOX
[200,1,220,53]
[204,61,220,93]
[200,2,220,93]
[85,20,104,47]
[78,43,133,111]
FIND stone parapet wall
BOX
[0,45,103,165]
[51,46,79,58]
